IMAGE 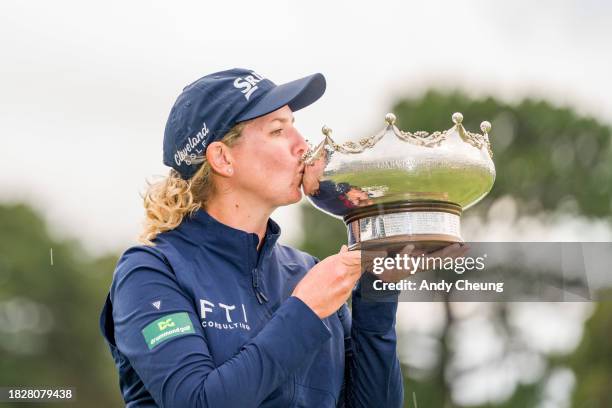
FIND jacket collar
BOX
[177,208,282,269]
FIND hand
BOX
[345,188,374,206]
[292,245,362,319]
[301,150,327,195]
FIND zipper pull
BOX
[255,289,269,304]
[252,268,268,304]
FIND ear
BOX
[206,141,235,177]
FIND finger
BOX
[340,247,361,259]
[428,243,460,258]
[443,243,468,258]
[418,244,467,273]
[408,251,427,265]
[361,249,388,274]
[361,249,388,259]
[302,176,320,195]
[414,245,455,273]
[341,251,363,274]
[343,251,362,267]
[441,243,461,258]
[350,262,365,278]
[452,245,471,259]
[400,244,415,255]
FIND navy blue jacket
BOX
[99,209,403,407]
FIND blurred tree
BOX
[393,91,612,218]
[0,203,122,407]
[298,90,612,407]
[565,293,612,407]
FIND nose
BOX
[292,128,309,159]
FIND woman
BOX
[99,68,404,407]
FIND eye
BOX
[271,128,283,136]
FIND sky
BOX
[1,0,612,255]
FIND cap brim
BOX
[236,73,326,122]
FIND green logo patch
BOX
[142,312,195,350]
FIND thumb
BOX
[340,244,348,253]
[401,244,416,255]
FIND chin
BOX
[280,189,303,206]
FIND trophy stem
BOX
[344,201,463,251]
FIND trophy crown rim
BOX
[317,112,493,158]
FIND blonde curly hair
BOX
[139,122,246,245]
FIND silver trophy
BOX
[302,112,495,251]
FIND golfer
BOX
[99,68,404,407]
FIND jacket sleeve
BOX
[345,272,404,408]
[109,247,331,408]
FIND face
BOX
[228,105,309,208]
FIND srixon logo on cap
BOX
[233,72,265,100]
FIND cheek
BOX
[237,153,288,185]
[233,139,296,188]
[255,147,293,174]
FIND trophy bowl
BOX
[302,112,495,251]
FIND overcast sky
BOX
[1,0,611,255]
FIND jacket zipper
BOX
[252,267,269,305]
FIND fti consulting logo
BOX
[199,298,251,331]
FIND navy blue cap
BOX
[163,68,326,179]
